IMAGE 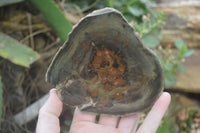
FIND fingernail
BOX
[50,88,57,95]
[163,92,171,100]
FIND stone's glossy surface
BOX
[46,8,164,116]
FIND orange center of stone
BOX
[89,48,127,102]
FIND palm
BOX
[36,89,170,133]
[70,109,139,133]
[70,92,170,133]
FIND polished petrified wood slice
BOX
[46,8,164,116]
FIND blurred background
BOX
[0,0,199,132]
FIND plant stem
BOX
[170,54,183,73]
[141,21,159,36]
[29,0,72,43]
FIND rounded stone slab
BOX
[46,8,164,116]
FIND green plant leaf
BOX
[152,29,162,40]
[0,76,2,125]
[124,13,137,22]
[128,6,144,17]
[163,62,173,71]
[142,34,159,49]
[164,72,177,88]
[0,0,24,7]
[158,12,164,19]
[0,32,40,67]
[30,0,73,43]
[181,45,188,54]
[175,39,184,51]
[183,49,194,57]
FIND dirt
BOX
[0,2,68,133]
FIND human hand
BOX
[36,89,171,133]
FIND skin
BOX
[36,89,171,133]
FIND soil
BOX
[0,2,73,133]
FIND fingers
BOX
[98,115,119,127]
[72,107,96,123]
[40,89,63,116]
[36,89,63,133]
[136,92,171,133]
[118,113,140,133]
[70,92,170,133]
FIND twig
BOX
[27,13,34,49]
[44,38,61,51]
[82,0,100,12]
[20,28,51,43]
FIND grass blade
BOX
[0,32,40,67]
[29,0,73,43]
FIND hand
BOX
[36,89,171,133]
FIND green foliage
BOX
[111,0,165,50]
[133,12,164,48]
[175,39,184,50]
[29,0,73,43]
[67,0,157,23]
[142,34,159,49]
[158,39,194,88]
[0,32,40,68]
[111,0,157,22]
[176,107,200,132]
[157,118,176,133]
[164,72,177,89]
[157,95,200,132]
[175,39,194,57]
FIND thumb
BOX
[36,89,63,133]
